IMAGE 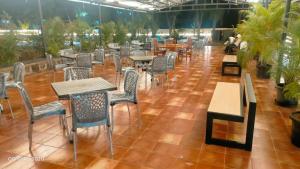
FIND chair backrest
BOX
[76,53,92,69]
[120,47,130,57]
[94,49,105,63]
[113,54,122,72]
[62,48,74,55]
[124,70,139,102]
[167,52,176,70]
[46,53,54,70]
[144,42,151,51]
[70,91,109,128]
[125,41,130,48]
[152,39,159,51]
[63,67,90,81]
[16,83,34,120]
[131,50,145,56]
[0,73,6,99]
[13,62,25,83]
[152,56,167,73]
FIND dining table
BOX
[129,55,154,63]
[51,77,117,100]
[158,43,189,52]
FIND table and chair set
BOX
[0,62,141,160]
[153,38,193,62]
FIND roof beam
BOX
[155,2,249,12]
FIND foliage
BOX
[100,21,115,47]
[0,32,18,67]
[237,0,285,67]
[170,29,179,40]
[147,14,159,38]
[114,22,128,45]
[127,13,148,40]
[67,19,92,52]
[81,35,97,52]
[67,19,91,37]
[166,12,178,36]
[282,12,300,99]
[18,20,30,30]
[18,35,44,61]
[43,17,65,57]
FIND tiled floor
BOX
[0,46,300,169]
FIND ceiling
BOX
[67,0,252,12]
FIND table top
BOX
[109,46,121,50]
[158,44,188,48]
[51,77,117,99]
[129,56,154,62]
[223,55,237,63]
[208,82,242,117]
[61,53,95,60]
[61,53,77,59]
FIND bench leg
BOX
[238,66,242,76]
[222,63,241,77]
[205,113,213,144]
[245,103,256,151]
[221,63,225,76]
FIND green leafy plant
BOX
[282,16,300,100]
[43,17,65,57]
[100,21,115,47]
[237,0,285,67]
[67,19,91,52]
[114,22,128,45]
[0,32,18,67]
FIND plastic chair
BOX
[16,83,69,150]
[110,70,140,130]
[5,62,25,88]
[46,53,68,82]
[113,54,134,87]
[70,91,113,160]
[145,56,168,86]
[63,67,90,81]
[0,73,14,118]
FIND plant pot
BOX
[275,83,298,107]
[290,112,300,147]
[256,64,271,79]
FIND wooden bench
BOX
[205,73,256,151]
[222,55,241,76]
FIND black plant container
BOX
[290,112,300,147]
[256,64,271,79]
[275,83,298,107]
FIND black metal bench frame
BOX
[222,62,241,77]
[205,74,256,151]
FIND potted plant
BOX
[43,17,65,57]
[67,19,91,52]
[278,7,300,146]
[237,0,285,79]
[100,21,115,48]
[0,32,18,67]
[284,75,300,147]
[114,22,128,46]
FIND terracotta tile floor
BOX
[0,46,300,169]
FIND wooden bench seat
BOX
[222,55,241,76]
[207,82,244,122]
[205,73,256,151]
